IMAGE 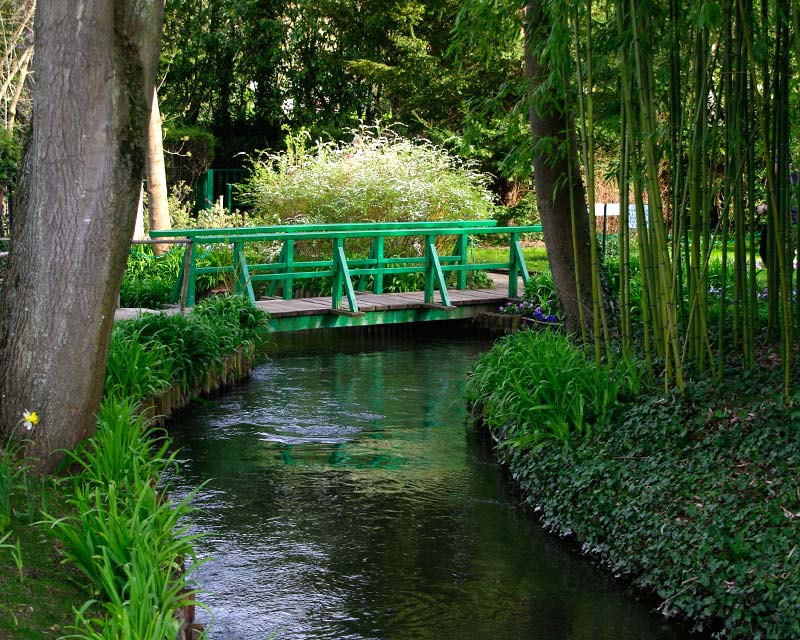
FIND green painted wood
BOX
[265,302,500,332]
[356,240,378,292]
[508,233,531,298]
[170,245,187,304]
[150,219,505,238]
[454,234,469,289]
[164,222,541,309]
[233,240,256,303]
[331,238,359,312]
[284,239,295,300]
[186,241,197,306]
[424,237,451,307]
[373,236,385,294]
[157,225,540,244]
[267,243,285,297]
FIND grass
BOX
[470,245,549,272]
[0,482,93,639]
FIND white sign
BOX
[594,202,649,229]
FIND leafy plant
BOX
[48,397,203,639]
[467,330,641,451]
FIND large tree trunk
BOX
[0,2,165,472]
[524,2,595,332]
[146,88,171,255]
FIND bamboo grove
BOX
[523,0,799,394]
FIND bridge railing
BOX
[149,221,542,313]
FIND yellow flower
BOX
[22,410,38,431]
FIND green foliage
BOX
[162,125,216,188]
[491,375,800,639]
[48,398,201,639]
[523,271,557,308]
[243,126,498,225]
[190,293,271,351]
[103,330,172,403]
[467,330,641,451]
[0,128,21,186]
[119,278,173,310]
[108,295,269,396]
[120,245,236,309]
[0,437,26,533]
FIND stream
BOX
[167,327,688,640]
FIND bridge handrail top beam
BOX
[149,219,503,238]
[153,225,542,243]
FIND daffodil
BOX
[22,410,38,431]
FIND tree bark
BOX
[524,2,595,333]
[0,1,165,472]
[133,183,146,241]
[146,88,171,254]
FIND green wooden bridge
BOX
[149,220,541,332]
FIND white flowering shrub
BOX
[242,126,498,226]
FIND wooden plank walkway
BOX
[254,287,509,317]
[114,273,523,331]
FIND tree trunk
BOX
[133,183,146,241]
[0,1,165,472]
[146,88,171,255]
[524,1,595,333]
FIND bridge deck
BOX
[257,288,507,316]
[115,274,521,332]
[256,287,510,332]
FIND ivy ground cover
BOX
[469,332,800,639]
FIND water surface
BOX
[168,329,688,640]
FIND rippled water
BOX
[167,328,688,640]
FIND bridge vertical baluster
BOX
[233,240,255,303]
[283,239,294,300]
[171,242,188,304]
[186,240,197,307]
[332,237,359,312]
[454,232,468,289]
[424,236,451,307]
[267,242,285,297]
[373,236,384,294]
[508,232,530,298]
[332,238,342,309]
[357,238,377,292]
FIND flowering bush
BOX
[242,125,498,225]
[499,300,558,323]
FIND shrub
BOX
[109,295,269,396]
[242,125,499,226]
[163,125,216,188]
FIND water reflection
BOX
[168,330,688,640]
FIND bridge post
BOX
[283,239,294,300]
[508,232,530,298]
[332,237,359,312]
[233,240,256,303]
[373,236,384,294]
[454,232,469,289]
[424,236,452,307]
